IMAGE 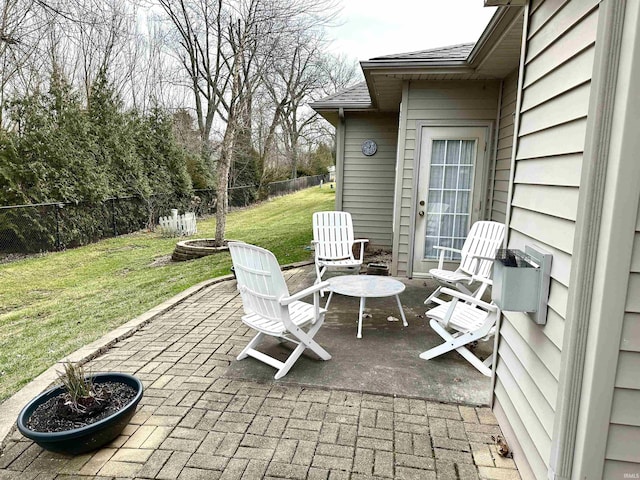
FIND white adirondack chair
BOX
[419,287,500,377]
[229,242,332,379]
[312,211,369,286]
[425,221,505,305]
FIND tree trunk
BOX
[214,125,234,246]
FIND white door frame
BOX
[408,120,494,278]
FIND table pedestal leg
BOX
[357,296,366,339]
[395,295,408,327]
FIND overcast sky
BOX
[328,0,497,62]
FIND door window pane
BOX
[444,166,458,189]
[427,190,441,208]
[425,237,438,259]
[445,141,461,164]
[460,140,474,164]
[429,166,443,188]
[459,166,472,189]
[455,191,470,213]
[432,140,446,164]
[442,191,456,212]
[454,215,469,237]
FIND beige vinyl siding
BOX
[603,201,640,475]
[395,80,500,276]
[342,112,398,248]
[495,1,599,478]
[489,69,518,223]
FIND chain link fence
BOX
[0,174,327,257]
[265,175,328,197]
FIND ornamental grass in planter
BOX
[17,363,143,455]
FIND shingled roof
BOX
[369,43,474,62]
[310,42,479,116]
[309,82,372,110]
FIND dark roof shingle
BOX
[369,42,474,62]
[309,82,371,109]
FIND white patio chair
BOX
[312,211,369,287]
[424,220,505,305]
[419,287,500,377]
[229,242,331,379]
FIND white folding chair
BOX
[229,242,331,379]
[425,221,505,305]
[312,211,369,287]
[419,287,500,377]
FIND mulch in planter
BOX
[26,382,136,433]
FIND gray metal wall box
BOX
[492,246,553,325]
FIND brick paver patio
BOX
[0,266,520,479]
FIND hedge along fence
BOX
[0,193,201,254]
[0,174,327,255]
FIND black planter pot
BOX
[16,373,143,455]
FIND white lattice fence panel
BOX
[158,210,197,236]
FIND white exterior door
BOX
[412,126,488,277]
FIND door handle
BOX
[418,211,424,217]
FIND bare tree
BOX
[49,0,136,103]
[157,0,226,149]
[257,39,361,181]
[124,13,173,112]
[257,29,318,180]
[156,0,340,245]
[0,0,47,126]
[0,0,148,128]
[317,52,361,96]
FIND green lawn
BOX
[0,186,335,401]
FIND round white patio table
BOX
[325,275,408,338]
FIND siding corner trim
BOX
[548,1,627,479]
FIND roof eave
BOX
[364,74,379,110]
[363,66,478,77]
[311,106,378,127]
[360,59,470,70]
[309,103,374,111]
[467,5,524,67]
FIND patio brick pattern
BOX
[0,267,520,479]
